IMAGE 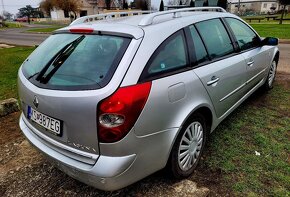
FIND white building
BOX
[228,0,284,15]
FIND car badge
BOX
[33,96,39,108]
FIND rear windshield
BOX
[22,34,131,90]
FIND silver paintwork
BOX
[18,8,279,191]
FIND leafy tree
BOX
[190,0,195,7]
[217,0,228,10]
[159,0,164,11]
[279,0,290,24]
[18,5,39,24]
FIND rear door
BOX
[189,19,248,118]
[224,17,271,90]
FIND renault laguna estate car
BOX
[18,7,279,191]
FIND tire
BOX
[263,60,277,90]
[169,113,207,178]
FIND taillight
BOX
[98,82,152,143]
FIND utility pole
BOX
[1,0,5,17]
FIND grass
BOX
[201,84,290,196]
[26,26,64,33]
[0,47,34,100]
[250,24,290,39]
[0,22,24,29]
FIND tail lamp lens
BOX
[98,82,152,143]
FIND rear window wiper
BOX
[35,35,85,83]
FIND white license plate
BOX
[28,106,62,136]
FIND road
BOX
[0,25,50,46]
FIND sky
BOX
[0,0,42,15]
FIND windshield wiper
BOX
[35,35,85,83]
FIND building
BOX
[228,0,283,15]
[50,0,120,21]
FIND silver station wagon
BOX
[18,7,279,191]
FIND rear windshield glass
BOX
[22,34,131,90]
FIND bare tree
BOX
[278,0,290,24]
[40,0,53,17]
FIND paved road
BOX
[0,25,50,46]
[278,43,290,73]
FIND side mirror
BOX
[261,37,278,46]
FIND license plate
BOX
[27,106,62,136]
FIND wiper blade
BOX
[35,35,85,83]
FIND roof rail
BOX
[70,10,153,26]
[139,7,227,26]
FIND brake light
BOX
[98,82,152,143]
[69,28,94,34]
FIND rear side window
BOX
[140,30,189,81]
[22,34,130,90]
[225,18,259,51]
[195,19,234,59]
[188,25,209,65]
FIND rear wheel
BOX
[169,113,207,178]
[263,60,277,90]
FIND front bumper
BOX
[19,113,137,191]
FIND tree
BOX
[179,0,183,5]
[159,0,164,11]
[217,0,228,10]
[40,0,53,17]
[278,0,290,24]
[18,5,38,24]
[53,0,81,20]
[105,0,112,10]
[3,11,13,20]
[190,0,195,7]
[203,0,209,6]
[40,0,80,20]
[123,0,129,9]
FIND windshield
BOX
[22,34,131,90]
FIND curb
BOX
[279,39,290,44]
[0,98,20,117]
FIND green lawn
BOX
[0,47,34,100]
[251,24,290,39]
[26,26,64,33]
[198,82,290,196]
[0,22,24,29]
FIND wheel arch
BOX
[166,105,214,165]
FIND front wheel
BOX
[263,60,277,90]
[169,113,207,178]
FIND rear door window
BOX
[22,34,131,90]
[140,30,189,81]
[195,19,234,59]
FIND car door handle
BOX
[207,76,220,86]
[247,61,254,66]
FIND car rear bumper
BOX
[19,113,137,191]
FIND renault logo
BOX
[33,96,39,108]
